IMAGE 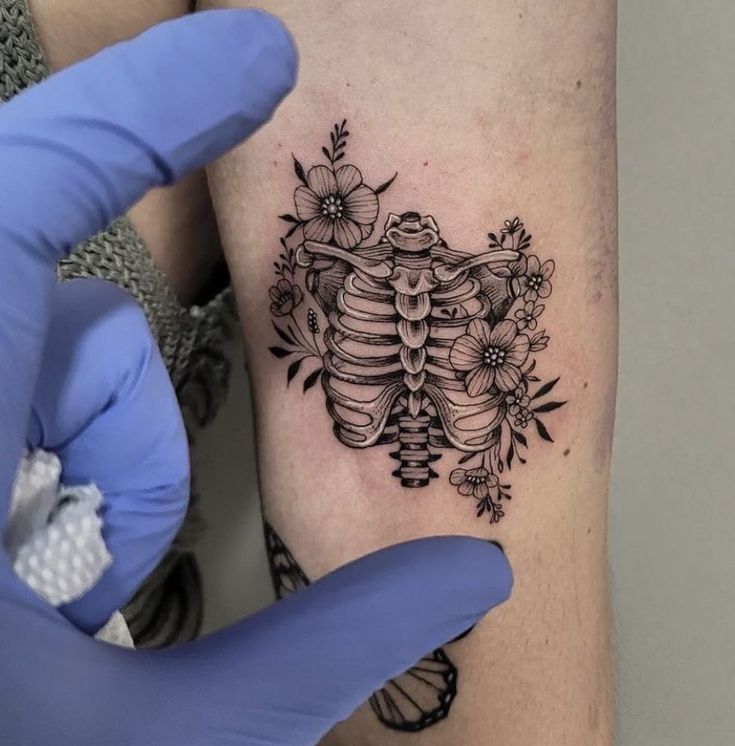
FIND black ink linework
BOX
[264,522,463,733]
[268,122,566,523]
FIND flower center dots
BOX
[529,274,542,290]
[483,347,505,367]
[321,194,343,220]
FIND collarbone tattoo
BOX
[269,120,566,524]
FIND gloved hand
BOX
[0,9,513,746]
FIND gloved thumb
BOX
[146,535,512,745]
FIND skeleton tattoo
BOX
[269,121,566,523]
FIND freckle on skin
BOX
[576,80,583,90]
[583,381,588,389]
[423,161,429,166]
[563,448,570,456]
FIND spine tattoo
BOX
[268,121,566,523]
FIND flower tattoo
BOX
[294,164,379,248]
[520,255,554,301]
[267,121,566,523]
[269,279,303,317]
[449,319,530,395]
[514,300,544,331]
[505,386,531,415]
[450,466,499,498]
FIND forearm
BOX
[203,1,616,743]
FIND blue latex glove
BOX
[0,10,513,746]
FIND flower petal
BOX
[294,185,322,221]
[458,481,474,496]
[540,259,555,280]
[526,255,541,274]
[270,299,292,317]
[307,165,337,199]
[487,473,499,488]
[268,286,281,303]
[466,365,495,397]
[277,278,291,293]
[332,217,363,249]
[303,215,334,243]
[538,281,552,299]
[494,364,522,392]
[449,469,467,485]
[335,164,363,196]
[505,334,530,367]
[467,318,493,347]
[449,335,485,371]
[489,319,518,348]
[343,184,379,226]
[473,482,489,499]
[291,284,303,307]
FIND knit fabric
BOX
[0,0,237,647]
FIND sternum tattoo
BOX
[268,121,567,523]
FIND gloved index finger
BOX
[0,10,297,526]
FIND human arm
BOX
[201,1,617,743]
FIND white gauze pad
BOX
[3,449,134,648]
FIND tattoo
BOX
[265,522,470,732]
[268,121,566,523]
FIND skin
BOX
[29,0,223,304]
[25,1,617,743]
[199,1,617,744]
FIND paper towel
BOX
[3,449,134,648]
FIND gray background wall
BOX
[194,2,735,743]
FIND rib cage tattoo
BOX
[269,121,566,522]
